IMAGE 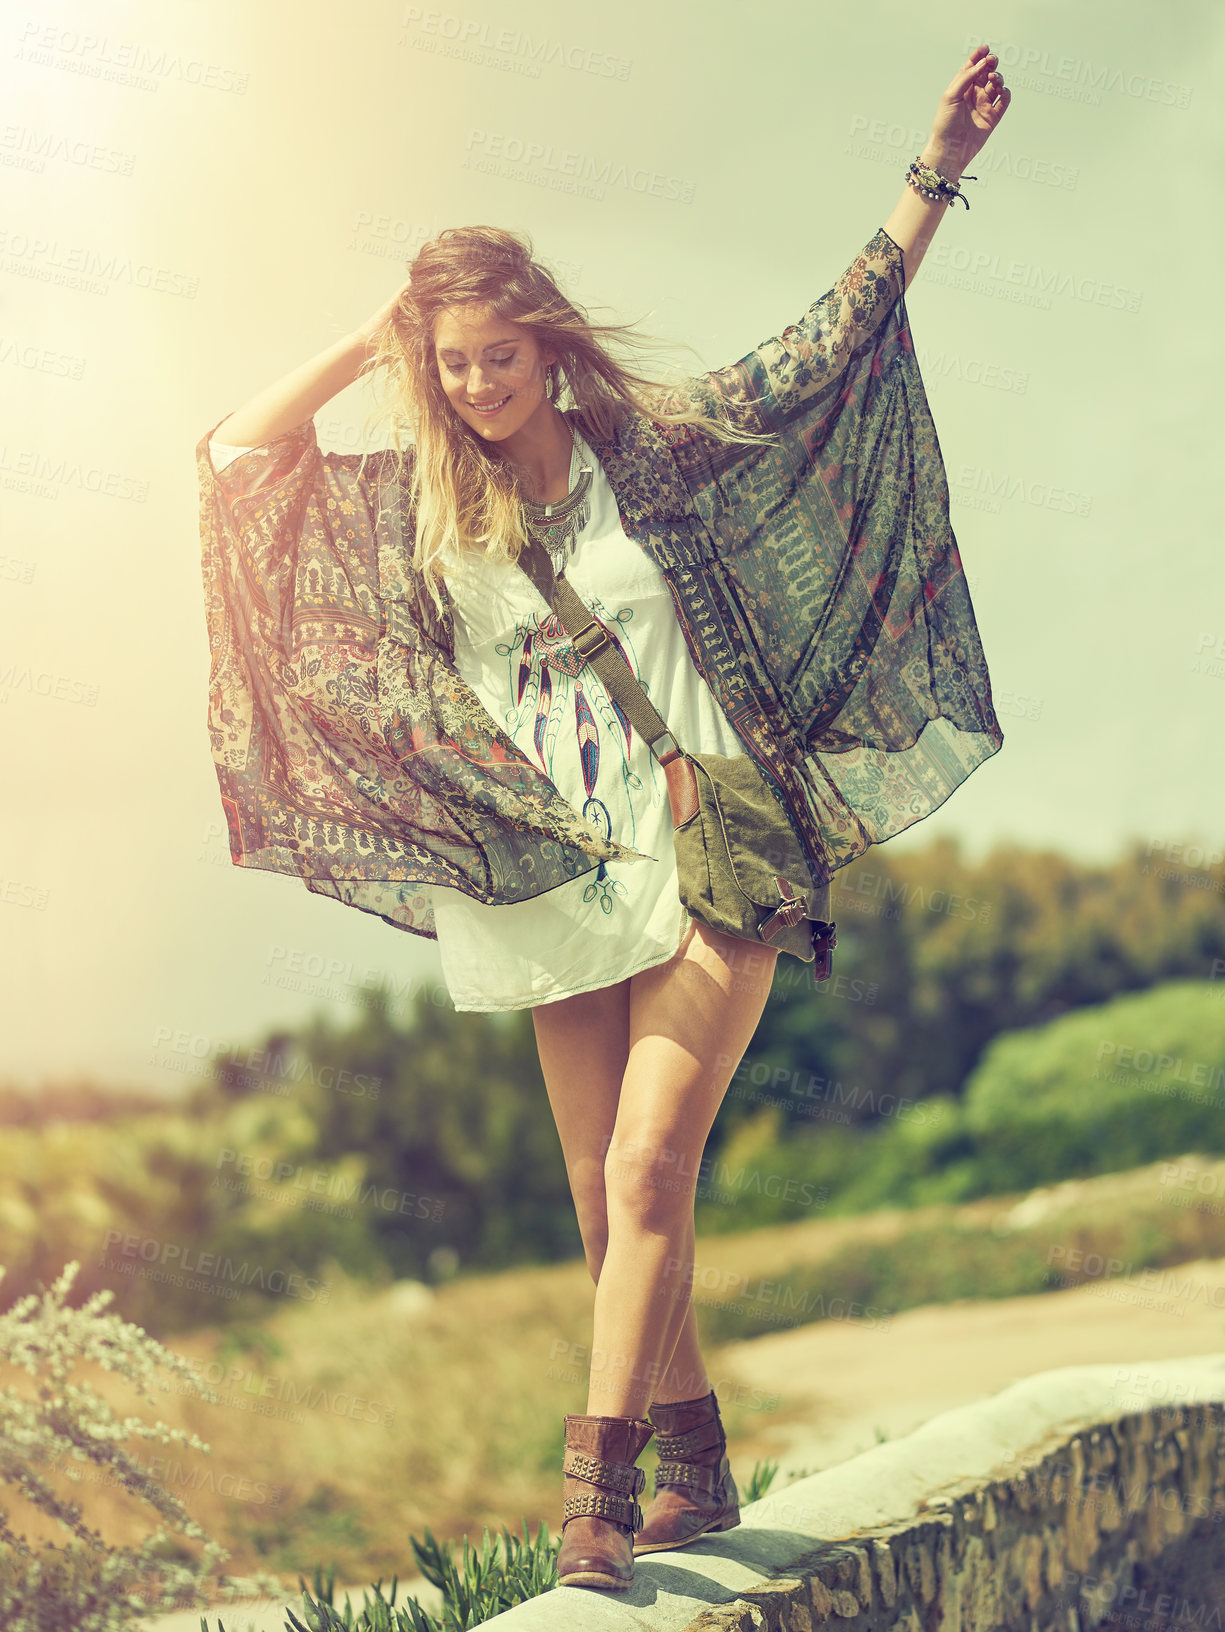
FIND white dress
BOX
[208,429,745,1011]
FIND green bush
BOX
[961,980,1225,1192]
[696,981,1225,1233]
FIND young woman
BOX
[199,46,1009,1594]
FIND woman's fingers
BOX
[955,44,1010,125]
[952,45,999,96]
[927,43,1012,155]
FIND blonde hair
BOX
[354,225,770,603]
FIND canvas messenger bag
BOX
[516,535,838,976]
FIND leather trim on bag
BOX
[663,756,699,828]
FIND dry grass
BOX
[17,1152,1225,1591]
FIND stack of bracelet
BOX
[906,157,977,210]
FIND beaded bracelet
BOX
[906,157,978,210]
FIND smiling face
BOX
[432,304,556,445]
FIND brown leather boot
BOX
[633,1388,740,1554]
[556,1413,655,1591]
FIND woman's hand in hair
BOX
[354,281,412,350]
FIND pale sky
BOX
[1,0,1220,1090]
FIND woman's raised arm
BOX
[210,283,408,449]
[664,46,1013,452]
[882,44,1012,288]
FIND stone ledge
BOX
[487,1354,1225,1629]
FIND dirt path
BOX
[721,1253,1225,1475]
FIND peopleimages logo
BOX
[1046,1243,1225,1308]
[180,1358,396,1429]
[1094,1040,1225,1093]
[399,8,632,79]
[915,346,1030,395]
[0,123,137,176]
[845,115,1078,191]
[463,130,695,204]
[100,1231,329,1303]
[0,442,148,500]
[0,663,99,705]
[668,1259,892,1330]
[13,20,248,94]
[961,34,1192,108]
[213,1149,445,1222]
[0,337,86,379]
[927,243,1142,314]
[0,228,199,297]
[955,463,1093,518]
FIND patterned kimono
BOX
[196,227,1003,943]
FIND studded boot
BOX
[555,1413,655,1591]
[633,1388,739,1554]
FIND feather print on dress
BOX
[533,664,552,762]
[595,616,637,750]
[516,628,533,706]
[496,606,640,906]
[574,682,599,798]
[608,695,631,753]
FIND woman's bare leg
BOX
[589,925,776,1417]
[653,1301,708,1404]
[531,981,630,1283]
[531,929,776,1417]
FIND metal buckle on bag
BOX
[759,876,808,942]
[571,619,612,662]
[649,730,681,765]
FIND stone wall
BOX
[490,1356,1225,1632]
[686,1400,1225,1630]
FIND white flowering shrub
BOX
[0,1260,277,1632]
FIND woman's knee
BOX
[603,1132,696,1231]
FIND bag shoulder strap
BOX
[516,535,683,765]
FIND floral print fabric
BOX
[196,226,1003,947]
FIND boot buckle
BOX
[562,1490,644,1533]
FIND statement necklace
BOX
[521,430,593,574]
